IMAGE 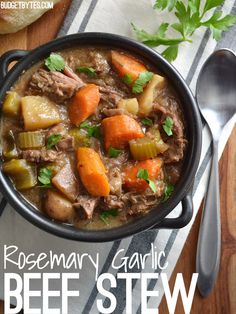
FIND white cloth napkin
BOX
[0,0,235,313]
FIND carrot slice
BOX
[69,84,100,126]
[111,50,147,81]
[123,159,162,192]
[77,147,110,197]
[101,114,144,151]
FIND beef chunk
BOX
[56,136,74,152]
[104,168,165,215]
[99,85,126,105]
[29,69,84,103]
[153,102,185,139]
[52,163,79,201]
[104,195,124,209]
[89,51,110,76]
[104,192,157,214]
[63,65,82,82]
[165,164,181,184]
[47,123,67,138]
[47,123,74,152]
[102,108,126,117]
[100,93,122,105]
[163,138,187,164]
[107,167,122,195]
[73,195,100,219]
[22,149,61,163]
[153,101,187,163]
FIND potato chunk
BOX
[44,190,75,222]
[118,98,139,115]
[21,96,61,130]
[139,74,166,115]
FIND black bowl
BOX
[0,33,202,242]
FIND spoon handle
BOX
[196,140,221,297]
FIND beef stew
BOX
[1,47,187,230]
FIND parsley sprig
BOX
[38,167,52,187]
[47,134,62,149]
[122,74,133,84]
[163,116,174,136]
[132,0,236,61]
[76,67,97,77]
[162,182,174,201]
[45,53,65,72]
[141,117,153,126]
[108,146,123,158]
[100,209,118,225]
[79,121,101,139]
[132,71,153,93]
[137,168,157,193]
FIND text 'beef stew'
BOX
[1,47,187,229]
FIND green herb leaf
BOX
[79,121,101,139]
[132,0,236,62]
[203,0,224,14]
[38,167,52,187]
[79,121,90,129]
[163,182,174,201]
[76,67,97,77]
[100,209,119,224]
[202,11,236,40]
[137,168,157,193]
[137,168,149,180]
[154,0,177,11]
[163,116,174,136]
[45,53,65,72]
[141,117,153,126]
[123,73,133,85]
[132,71,153,94]
[108,146,123,158]
[161,45,179,62]
[47,134,62,149]
[148,179,157,193]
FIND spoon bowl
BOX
[196,48,236,297]
[196,49,236,137]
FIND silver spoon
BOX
[196,48,236,297]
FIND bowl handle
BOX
[153,193,193,229]
[0,50,29,81]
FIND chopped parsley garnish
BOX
[76,67,97,77]
[100,209,119,225]
[141,117,153,126]
[163,116,173,136]
[79,121,101,139]
[45,53,65,72]
[162,182,174,202]
[123,74,133,85]
[79,121,90,129]
[137,168,149,180]
[108,146,123,158]
[46,134,62,149]
[132,71,153,93]
[137,168,157,193]
[38,167,52,187]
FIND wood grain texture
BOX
[0,0,235,312]
[159,126,236,314]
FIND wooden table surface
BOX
[0,1,235,313]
